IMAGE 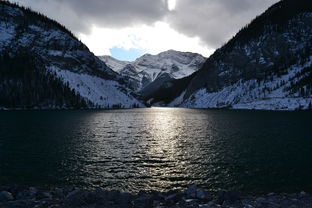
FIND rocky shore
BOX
[0,185,311,208]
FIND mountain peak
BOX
[99,50,206,94]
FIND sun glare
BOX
[78,21,213,60]
[168,0,177,11]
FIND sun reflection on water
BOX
[138,107,193,190]
[70,107,217,192]
[1,109,311,193]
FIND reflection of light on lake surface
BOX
[74,107,211,191]
[140,107,191,189]
[0,109,311,194]
[146,107,182,158]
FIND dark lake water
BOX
[0,108,311,194]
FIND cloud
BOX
[167,0,279,48]
[13,0,169,33]
[79,22,214,57]
[12,0,280,57]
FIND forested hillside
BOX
[148,0,312,110]
[0,0,143,109]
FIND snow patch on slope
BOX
[48,66,144,108]
[233,98,312,111]
[168,91,186,107]
[133,50,205,80]
[181,58,312,111]
[0,23,15,46]
[100,56,131,73]
[99,50,206,91]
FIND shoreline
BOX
[0,185,311,208]
[1,106,312,112]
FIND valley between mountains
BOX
[0,0,311,111]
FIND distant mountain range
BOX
[99,51,206,98]
[0,0,311,110]
[147,0,312,110]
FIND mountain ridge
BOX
[0,0,144,109]
[1,0,311,110]
[148,0,312,110]
[99,50,206,93]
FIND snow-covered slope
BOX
[161,0,312,111]
[173,57,312,110]
[99,50,206,92]
[0,1,143,109]
[99,56,131,73]
[47,66,142,108]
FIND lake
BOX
[0,108,311,194]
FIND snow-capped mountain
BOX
[99,50,206,93]
[149,0,312,110]
[0,1,143,109]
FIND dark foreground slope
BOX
[149,0,312,110]
[0,185,312,208]
[0,1,143,109]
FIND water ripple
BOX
[0,108,311,194]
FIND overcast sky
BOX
[13,0,278,60]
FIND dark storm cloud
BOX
[13,0,169,33]
[13,0,279,49]
[167,0,279,48]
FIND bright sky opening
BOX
[12,0,278,61]
[79,22,214,61]
[167,0,177,11]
